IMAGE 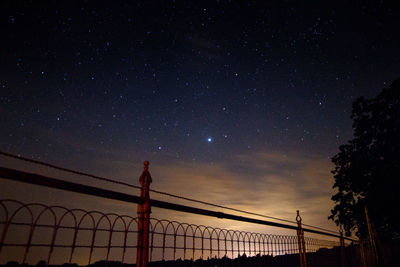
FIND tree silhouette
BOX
[329,78,400,240]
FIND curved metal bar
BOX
[226,230,234,259]
[192,224,206,260]
[254,233,262,256]
[150,219,166,260]
[36,205,64,265]
[94,212,112,262]
[209,227,221,259]
[110,215,128,263]
[175,222,186,259]
[0,199,351,266]
[164,220,177,259]
[242,231,251,256]
[249,232,257,257]
[9,202,35,264]
[78,210,98,264]
[233,230,242,257]
[0,200,20,255]
[218,229,228,258]
[204,226,215,258]
[122,216,137,264]
[57,208,79,264]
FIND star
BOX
[1,1,398,247]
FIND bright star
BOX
[207,137,212,142]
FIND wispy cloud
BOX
[127,151,337,234]
[1,145,338,236]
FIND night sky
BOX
[1,1,400,236]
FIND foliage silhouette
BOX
[329,78,400,240]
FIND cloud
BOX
[59,149,337,235]
[1,147,338,237]
[130,151,338,234]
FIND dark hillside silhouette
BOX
[1,245,367,267]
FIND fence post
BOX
[364,206,378,266]
[340,228,347,267]
[296,210,307,267]
[360,240,367,267]
[137,161,152,267]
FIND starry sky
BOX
[1,1,400,238]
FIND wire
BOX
[149,187,338,234]
[0,150,339,234]
[0,151,141,190]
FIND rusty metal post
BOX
[296,210,307,267]
[137,161,152,267]
[340,228,347,267]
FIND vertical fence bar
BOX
[340,229,347,267]
[360,240,367,267]
[296,210,307,267]
[136,161,152,267]
[364,206,378,266]
[0,163,364,266]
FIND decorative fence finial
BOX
[296,210,302,223]
[296,210,307,267]
[143,160,149,171]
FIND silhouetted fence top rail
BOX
[0,150,337,234]
[0,166,356,242]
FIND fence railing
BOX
[0,199,346,266]
[0,159,362,267]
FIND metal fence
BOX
[0,199,346,267]
[0,158,362,267]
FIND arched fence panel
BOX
[0,200,140,266]
[0,162,363,267]
[0,199,359,267]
